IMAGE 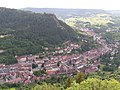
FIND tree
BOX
[80,78,120,90]
[75,72,85,83]
[32,63,38,69]
[65,77,74,88]
[57,61,61,67]
[67,78,120,90]
[66,81,80,90]
[32,83,62,90]
[10,88,16,90]
[33,70,47,76]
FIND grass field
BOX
[65,14,113,27]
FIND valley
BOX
[0,27,117,85]
[0,7,120,90]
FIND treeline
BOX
[31,78,120,90]
[0,73,120,90]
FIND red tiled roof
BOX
[47,70,57,75]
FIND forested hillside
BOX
[0,7,79,64]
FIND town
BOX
[0,28,118,85]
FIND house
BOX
[27,55,39,61]
[84,66,98,73]
[7,77,22,83]
[16,56,27,63]
[47,70,57,75]
[0,64,5,67]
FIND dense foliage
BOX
[1,78,120,90]
[66,78,120,90]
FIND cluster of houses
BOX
[0,63,35,84]
[53,43,80,54]
[0,29,116,85]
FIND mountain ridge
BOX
[22,8,109,18]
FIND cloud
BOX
[0,0,120,10]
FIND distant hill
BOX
[106,10,120,16]
[0,7,78,64]
[22,8,108,19]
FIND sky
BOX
[0,0,120,10]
